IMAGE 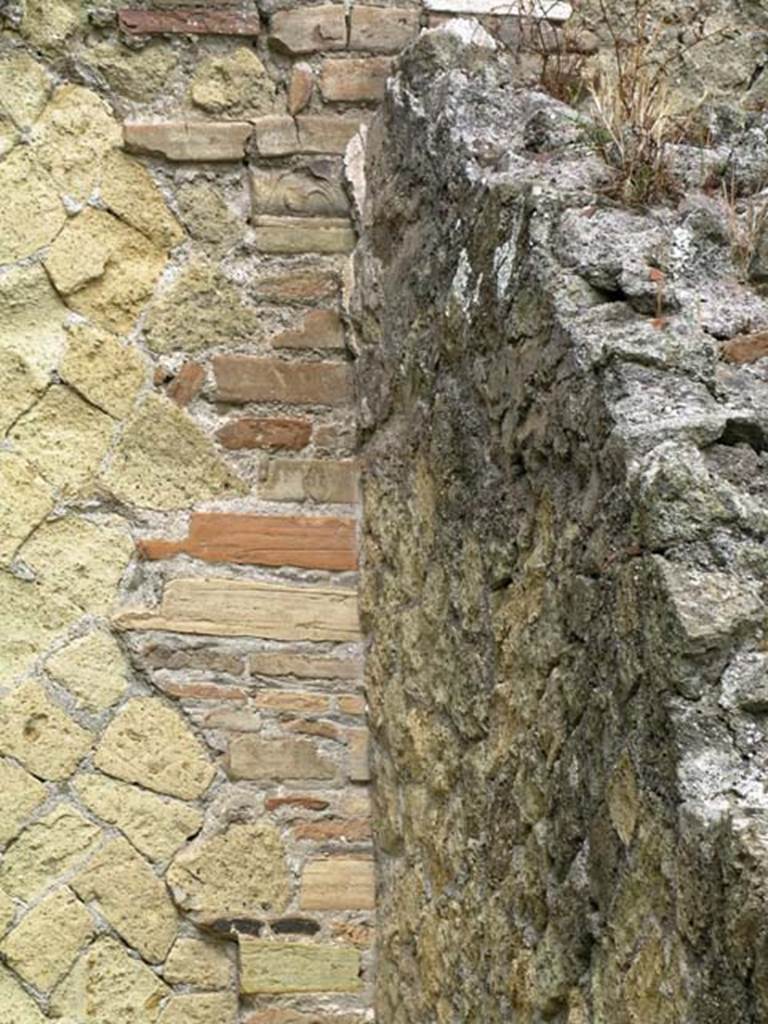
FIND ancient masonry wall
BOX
[355,26,768,1024]
[0,0,441,1019]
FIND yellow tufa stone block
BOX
[0,760,47,846]
[239,939,362,994]
[157,991,238,1024]
[46,630,130,713]
[60,322,148,420]
[164,937,233,990]
[94,696,215,800]
[0,806,100,901]
[0,682,92,782]
[0,887,94,992]
[0,452,54,565]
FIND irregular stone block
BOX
[0,965,46,1024]
[0,453,54,565]
[124,121,252,161]
[20,0,81,53]
[0,682,92,782]
[349,7,420,52]
[0,264,67,436]
[0,807,100,901]
[30,84,122,202]
[216,416,312,451]
[259,459,359,503]
[120,8,261,35]
[0,761,47,846]
[99,394,246,511]
[99,150,184,249]
[721,330,768,364]
[94,697,215,799]
[164,937,233,989]
[60,323,148,420]
[253,215,356,254]
[0,572,81,680]
[191,48,277,114]
[46,630,129,712]
[273,309,345,350]
[0,890,13,939]
[72,836,178,962]
[239,939,361,994]
[320,57,393,102]
[44,207,168,336]
[0,887,94,992]
[73,774,203,863]
[20,516,133,617]
[167,822,290,921]
[84,40,177,103]
[138,513,357,571]
[227,736,336,781]
[300,857,375,910]
[50,936,169,1023]
[0,149,66,263]
[214,355,352,406]
[269,5,346,55]
[157,992,238,1024]
[144,259,261,353]
[0,51,51,129]
[9,385,114,496]
[114,579,360,642]
[251,164,348,217]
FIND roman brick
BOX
[299,858,375,910]
[288,63,314,115]
[213,355,352,406]
[272,310,344,350]
[138,513,357,572]
[349,7,420,52]
[249,652,362,681]
[119,9,261,35]
[253,215,355,254]
[337,694,366,715]
[251,166,348,218]
[252,115,299,157]
[252,268,339,304]
[320,58,393,103]
[292,818,371,841]
[253,691,330,714]
[265,795,330,812]
[124,121,251,161]
[269,5,346,55]
[259,459,359,504]
[422,0,572,15]
[167,361,205,406]
[227,736,336,781]
[346,728,370,782]
[216,416,312,451]
[296,115,363,154]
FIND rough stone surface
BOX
[50,936,169,1023]
[0,149,66,263]
[0,52,51,129]
[99,151,184,249]
[100,395,246,511]
[0,890,13,939]
[59,323,147,420]
[0,264,67,436]
[0,571,81,679]
[0,887,94,991]
[9,385,115,495]
[0,807,100,900]
[94,697,214,799]
[354,25,768,1024]
[0,682,92,782]
[167,822,290,921]
[0,965,46,1024]
[158,992,238,1024]
[0,760,47,846]
[73,774,203,863]
[239,939,361,994]
[144,260,261,354]
[85,41,178,102]
[0,453,54,564]
[44,207,168,335]
[72,836,178,962]
[192,48,277,115]
[163,937,233,989]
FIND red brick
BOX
[300,857,375,910]
[292,818,371,841]
[119,8,261,35]
[265,795,330,812]
[331,921,374,948]
[272,310,344,351]
[227,736,336,780]
[213,355,352,406]
[269,5,346,54]
[157,680,250,701]
[138,513,357,572]
[288,63,314,115]
[285,719,342,740]
[216,416,312,451]
[337,694,366,716]
[254,691,329,714]
[346,728,370,782]
[166,361,205,406]
[320,57,393,103]
[349,7,420,52]
[296,115,363,154]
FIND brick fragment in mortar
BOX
[138,513,357,571]
[300,857,375,910]
[113,579,359,641]
[213,355,352,406]
[268,5,346,55]
[124,122,251,161]
[119,9,261,35]
[320,57,393,103]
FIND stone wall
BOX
[0,0,407,1019]
[354,25,768,1024]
